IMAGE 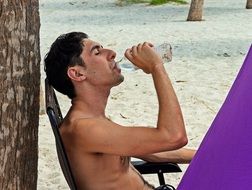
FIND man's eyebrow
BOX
[90,44,103,53]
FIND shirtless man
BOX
[44,32,195,190]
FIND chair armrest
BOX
[132,160,182,174]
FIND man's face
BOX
[81,39,124,87]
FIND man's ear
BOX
[67,66,86,82]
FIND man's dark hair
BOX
[44,32,88,99]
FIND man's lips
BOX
[113,62,121,73]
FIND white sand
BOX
[38,0,252,189]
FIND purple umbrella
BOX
[178,45,252,190]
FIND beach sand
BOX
[38,0,252,189]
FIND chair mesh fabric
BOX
[45,79,77,190]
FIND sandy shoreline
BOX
[38,0,252,189]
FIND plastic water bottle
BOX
[118,42,172,71]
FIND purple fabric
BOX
[177,45,252,190]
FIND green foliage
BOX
[150,0,188,5]
[116,0,187,6]
[116,0,149,6]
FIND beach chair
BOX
[45,78,182,190]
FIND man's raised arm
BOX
[125,42,187,150]
[73,42,188,156]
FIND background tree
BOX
[0,0,40,189]
[187,0,204,21]
[246,0,252,9]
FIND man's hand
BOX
[124,42,163,74]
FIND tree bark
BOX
[187,0,204,21]
[0,0,40,189]
[246,0,252,9]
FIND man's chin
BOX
[114,75,124,86]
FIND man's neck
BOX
[71,85,110,118]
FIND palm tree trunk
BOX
[0,0,40,189]
[187,0,204,21]
[246,0,252,9]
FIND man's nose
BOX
[107,49,116,60]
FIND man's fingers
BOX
[137,43,142,52]
[131,45,138,57]
[143,42,153,48]
[124,48,133,59]
[124,42,153,62]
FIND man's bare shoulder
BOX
[72,117,119,132]
[61,116,98,132]
[61,117,120,146]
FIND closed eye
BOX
[94,49,100,55]
[91,45,103,55]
